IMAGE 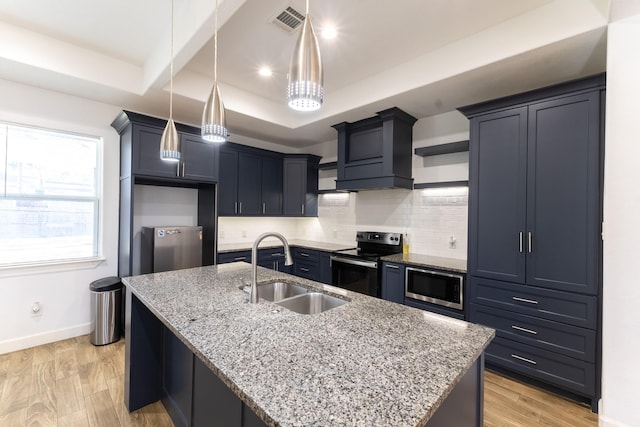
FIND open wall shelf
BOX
[414,140,469,157]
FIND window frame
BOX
[0,120,104,269]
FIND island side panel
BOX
[425,354,484,427]
[124,289,163,411]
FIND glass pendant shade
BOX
[160,118,180,161]
[202,83,228,142]
[287,13,323,111]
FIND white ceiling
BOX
[0,0,611,147]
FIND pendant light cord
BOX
[214,0,218,85]
[169,0,174,121]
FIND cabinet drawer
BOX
[292,247,319,262]
[469,304,595,362]
[293,260,319,280]
[485,336,595,397]
[217,251,251,264]
[258,248,285,262]
[469,276,597,329]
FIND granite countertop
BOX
[381,253,467,273]
[122,263,493,427]
[218,239,355,254]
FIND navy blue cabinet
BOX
[218,143,284,216]
[162,328,193,427]
[111,111,218,277]
[283,155,320,217]
[460,74,604,410]
[381,262,404,304]
[237,152,262,215]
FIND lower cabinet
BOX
[381,262,404,304]
[192,357,267,427]
[290,247,332,284]
[467,276,599,406]
[162,329,193,427]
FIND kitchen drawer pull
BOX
[233,257,247,261]
[301,204,305,215]
[386,264,400,269]
[263,203,266,215]
[271,253,283,257]
[300,267,310,272]
[512,296,539,305]
[511,354,537,365]
[234,202,238,214]
[511,325,538,335]
[239,202,242,214]
[528,232,532,253]
[299,253,310,257]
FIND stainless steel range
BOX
[330,231,403,297]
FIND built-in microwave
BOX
[405,267,464,311]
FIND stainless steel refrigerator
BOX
[140,226,203,273]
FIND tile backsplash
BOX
[218,186,468,260]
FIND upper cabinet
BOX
[218,142,284,216]
[463,81,603,295]
[332,107,417,191]
[112,110,218,183]
[283,155,320,217]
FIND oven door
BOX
[330,256,380,297]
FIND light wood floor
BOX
[0,336,598,427]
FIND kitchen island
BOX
[122,262,494,427]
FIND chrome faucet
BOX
[250,232,293,303]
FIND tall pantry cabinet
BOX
[459,74,604,411]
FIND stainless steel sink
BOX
[276,292,348,314]
[257,281,308,302]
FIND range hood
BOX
[332,107,417,191]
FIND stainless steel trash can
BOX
[90,276,122,346]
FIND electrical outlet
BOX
[448,235,457,249]
[31,301,42,317]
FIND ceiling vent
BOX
[272,6,305,32]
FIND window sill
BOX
[0,257,107,278]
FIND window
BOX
[0,122,101,266]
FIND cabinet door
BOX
[218,147,238,216]
[192,357,242,427]
[283,158,306,216]
[381,262,404,304]
[161,328,193,427]
[181,133,218,182]
[132,124,179,178]
[468,107,528,283]
[237,152,262,215]
[319,251,332,284]
[526,92,601,295]
[261,155,283,215]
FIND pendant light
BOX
[160,0,180,161]
[287,0,323,111]
[201,0,228,143]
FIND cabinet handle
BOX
[511,325,537,335]
[263,203,266,215]
[386,264,400,269]
[511,354,537,365]
[300,267,310,272]
[300,253,309,257]
[234,202,238,214]
[272,253,283,257]
[528,232,532,253]
[176,163,181,177]
[239,202,242,214]
[233,257,246,261]
[512,296,539,305]
[301,204,305,215]
[182,163,185,177]
[519,232,524,253]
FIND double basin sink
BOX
[249,281,348,314]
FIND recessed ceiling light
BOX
[321,25,337,40]
[258,66,273,77]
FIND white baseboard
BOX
[599,414,632,427]
[0,323,92,354]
